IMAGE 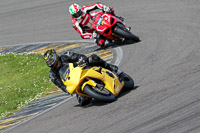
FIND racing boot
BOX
[76,94,92,106]
[104,62,118,73]
[88,54,118,72]
[99,42,105,48]
[98,57,118,73]
[107,39,113,43]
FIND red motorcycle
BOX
[92,11,140,43]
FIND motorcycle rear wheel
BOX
[114,25,140,42]
[83,85,116,102]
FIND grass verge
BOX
[0,53,55,119]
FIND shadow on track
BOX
[94,40,141,51]
[74,85,139,108]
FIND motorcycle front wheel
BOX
[119,72,134,91]
[114,25,140,42]
[83,85,116,102]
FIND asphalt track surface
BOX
[1,0,200,133]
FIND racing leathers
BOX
[70,3,123,47]
[49,51,118,105]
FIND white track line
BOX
[1,40,95,47]
[114,47,123,66]
[2,95,75,133]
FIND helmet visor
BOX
[72,10,82,19]
[46,54,57,67]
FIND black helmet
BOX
[43,49,59,68]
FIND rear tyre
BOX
[83,85,116,102]
[119,72,134,91]
[114,26,140,42]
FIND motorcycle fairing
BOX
[92,12,125,40]
[63,63,124,96]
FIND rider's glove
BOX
[103,6,111,13]
[77,56,88,66]
[92,31,98,39]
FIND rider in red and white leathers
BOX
[69,3,124,47]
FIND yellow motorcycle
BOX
[59,62,134,105]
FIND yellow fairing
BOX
[62,63,82,94]
[63,63,124,97]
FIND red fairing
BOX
[97,39,106,47]
[94,13,112,32]
[92,12,124,40]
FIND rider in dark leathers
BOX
[43,49,118,106]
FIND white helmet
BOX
[69,3,83,19]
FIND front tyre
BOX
[114,26,140,42]
[83,85,116,102]
[119,72,134,91]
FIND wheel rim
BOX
[93,87,111,96]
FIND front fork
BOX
[112,23,130,41]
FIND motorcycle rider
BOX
[43,49,118,106]
[69,3,125,47]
